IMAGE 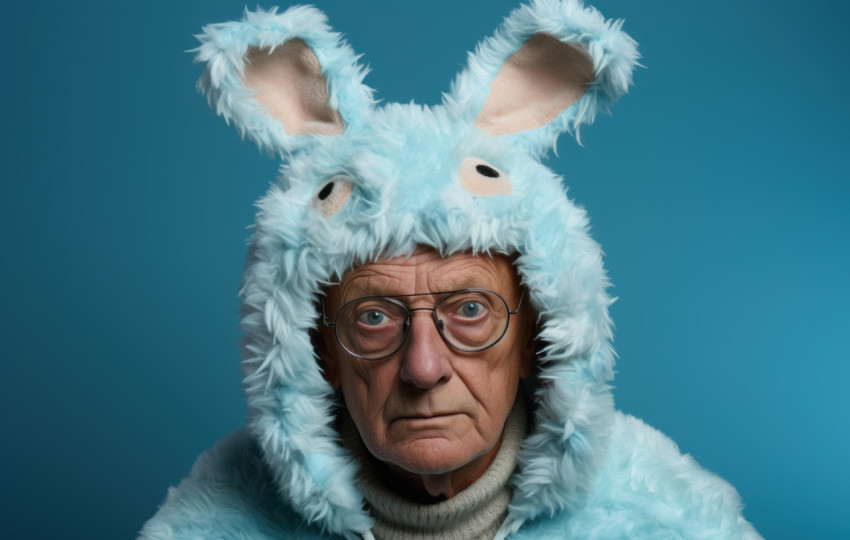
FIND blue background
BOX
[2,0,848,538]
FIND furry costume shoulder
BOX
[141,1,760,538]
[142,413,759,539]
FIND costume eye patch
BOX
[458,157,512,196]
[313,176,353,217]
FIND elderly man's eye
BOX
[358,310,388,326]
[458,302,485,318]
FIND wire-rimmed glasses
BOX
[322,289,523,360]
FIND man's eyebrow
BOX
[337,265,506,301]
[337,275,401,302]
[344,285,501,303]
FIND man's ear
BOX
[312,326,340,388]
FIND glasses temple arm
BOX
[509,291,525,315]
[321,299,334,327]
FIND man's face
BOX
[320,248,534,478]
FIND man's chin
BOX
[381,439,488,476]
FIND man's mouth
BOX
[392,412,462,424]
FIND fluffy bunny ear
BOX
[194,6,374,156]
[444,0,639,153]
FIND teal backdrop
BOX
[2,1,848,538]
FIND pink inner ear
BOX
[243,39,344,136]
[475,34,595,136]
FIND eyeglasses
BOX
[322,289,523,360]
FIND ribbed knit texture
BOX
[342,398,527,540]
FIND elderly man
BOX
[317,248,534,522]
[141,2,760,539]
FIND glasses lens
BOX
[435,290,509,352]
[335,298,409,359]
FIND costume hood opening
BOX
[193,1,638,536]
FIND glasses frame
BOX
[322,288,524,361]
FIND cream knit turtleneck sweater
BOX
[342,398,527,540]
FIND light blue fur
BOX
[141,1,760,538]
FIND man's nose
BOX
[399,312,453,389]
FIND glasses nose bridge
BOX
[405,305,445,332]
[407,306,437,314]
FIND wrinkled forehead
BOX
[328,247,523,306]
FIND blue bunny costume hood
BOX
[141,1,760,538]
